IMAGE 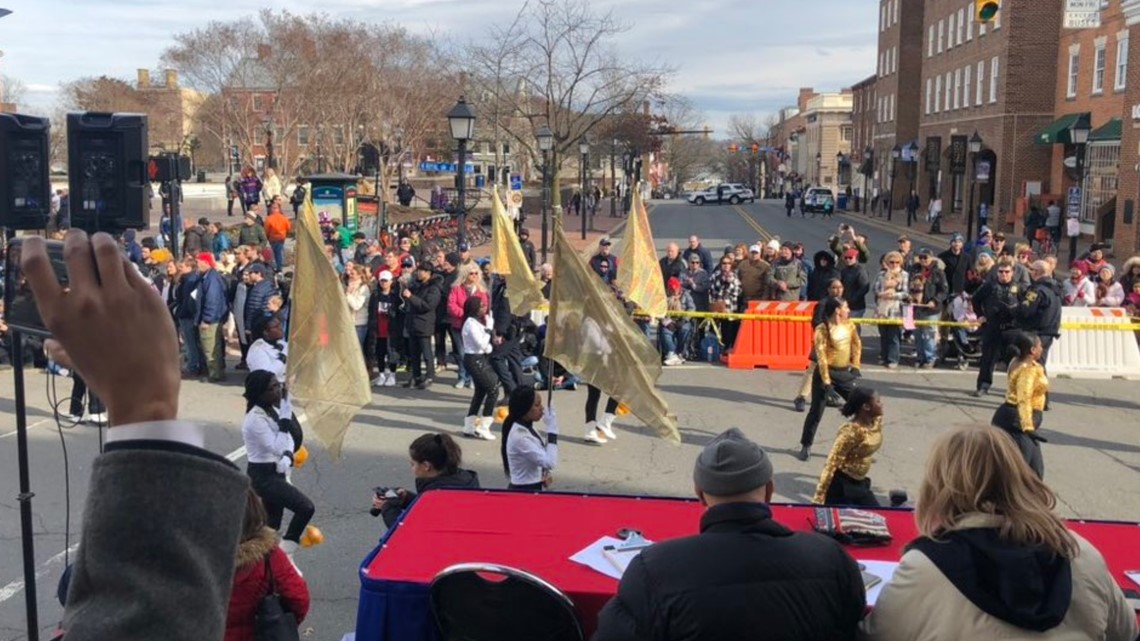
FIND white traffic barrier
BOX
[1049,307,1140,379]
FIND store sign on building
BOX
[1064,0,1102,28]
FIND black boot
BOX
[796,445,810,461]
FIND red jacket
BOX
[447,284,489,330]
[225,527,310,641]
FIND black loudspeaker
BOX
[67,112,149,233]
[0,113,52,230]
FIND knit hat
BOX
[1099,263,1116,278]
[667,276,682,292]
[950,233,964,243]
[196,252,216,268]
[445,252,461,268]
[693,428,773,496]
[766,239,780,252]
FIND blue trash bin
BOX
[475,174,486,188]
[837,194,848,210]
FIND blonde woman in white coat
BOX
[863,425,1136,641]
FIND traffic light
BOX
[0,113,51,230]
[975,0,999,22]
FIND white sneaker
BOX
[383,372,396,387]
[453,379,466,389]
[664,353,683,366]
[474,417,497,441]
[462,415,478,438]
[58,413,83,424]
[86,412,108,425]
[371,376,384,387]
[598,412,618,440]
[584,422,608,445]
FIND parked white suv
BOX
[687,183,755,205]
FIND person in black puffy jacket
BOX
[594,428,865,641]
[372,433,480,528]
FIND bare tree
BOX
[466,0,673,210]
[727,113,765,145]
[656,95,716,192]
[0,74,26,110]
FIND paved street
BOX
[1,198,1138,640]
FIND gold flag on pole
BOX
[545,223,679,443]
[616,185,667,318]
[285,196,373,458]
[490,185,546,316]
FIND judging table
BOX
[356,489,1140,641]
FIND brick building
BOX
[873,0,926,211]
[135,69,204,158]
[1041,0,1128,241]
[851,74,878,208]
[1112,0,1140,256]
[764,88,815,195]
[916,0,1061,234]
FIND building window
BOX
[503,143,510,155]
[1093,43,1107,94]
[990,56,999,103]
[957,8,965,45]
[1081,142,1121,223]
[891,94,896,121]
[979,21,986,37]
[1117,35,1130,91]
[893,0,899,25]
[976,60,985,106]
[928,25,935,57]
[841,126,853,142]
[926,77,932,115]
[881,4,886,31]
[954,68,962,109]
[938,19,945,53]
[935,75,942,113]
[945,71,953,111]
[964,64,972,106]
[948,13,955,49]
[993,7,1001,29]
[966,4,974,40]
[252,95,263,112]
[334,125,345,145]
[298,125,310,145]
[1067,48,1080,98]
[878,52,884,77]
[893,46,898,73]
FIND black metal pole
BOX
[458,139,468,245]
[266,128,274,170]
[580,152,587,241]
[1070,146,1085,265]
[541,150,550,263]
[907,167,915,227]
[13,332,40,641]
[887,164,896,223]
[170,180,182,261]
[610,144,617,218]
[967,156,977,243]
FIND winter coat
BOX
[262,174,282,202]
[265,212,291,243]
[862,513,1136,641]
[238,223,268,247]
[244,279,278,335]
[173,273,200,321]
[1017,277,1064,337]
[436,269,461,328]
[1063,276,1097,307]
[182,225,206,256]
[659,255,686,285]
[1095,280,1125,307]
[223,526,310,641]
[874,268,909,319]
[709,270,743,313]
[405,274,443,336]
[196,269,230,325]
[807,251,842,301]
[593,502,865,641]
[737,258,770,301]
[378,469,481,528]
[682,245,714,272]
[679,268,711,311]
[766,258,807,302]
[213,230,233,258]
[240,175,263,206]
[1118,256,1140,293]
[840,264,871,312]
[448,284,489,331]
[908,261,949,309]
[938,248,971,295]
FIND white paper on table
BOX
[570,536,653,580]
[858,560,902,606]
[1126,571,1140,588]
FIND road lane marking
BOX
[0,543,79,605]
[0,418,54,440]
[226,446,247,462]
[732,205,772,242]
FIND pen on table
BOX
[604,543,653,552]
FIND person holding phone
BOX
[371,433,480,528]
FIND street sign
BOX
[1067,186,1082,219]
[976,159,992,183]
[510,174,522,191]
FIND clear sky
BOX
[0,0,875,135]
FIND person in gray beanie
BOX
[594,427,866,641]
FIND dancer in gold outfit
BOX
[812,388,884,506]
[798,297,861,461]
[990,331,1047,478]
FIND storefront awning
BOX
[1089,117,1122,142]
[1034,112,1090,145]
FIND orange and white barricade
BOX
[1049,307,1140,380]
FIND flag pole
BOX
[546,207,561,410]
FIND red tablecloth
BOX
[362,490,1140,639]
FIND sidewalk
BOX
[469,209,629,261]
[836,206,1043,253]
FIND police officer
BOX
[1017,260,1063,366]
[971,259,1021,397]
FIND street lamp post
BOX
[315,125,323,173]
[863,146,873,214]
[888,144,901,222]
[967,131,982,242]
[447,96,477,246]
[536,125,554,262]
[1068,116,1091,265]
[906,141,919,228]
[610,138,618,217]
[836,151,846,209]
[815,151,822,185]
[579,138,590,240]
